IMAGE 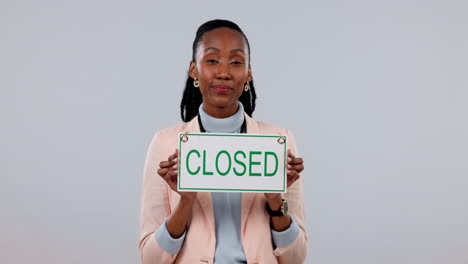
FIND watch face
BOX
[282,200,288,214]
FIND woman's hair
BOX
[180,19,257,122]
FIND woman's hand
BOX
[285,149,304,188]
[157,149,197,201]
[264,149,304,205]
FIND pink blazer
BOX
[139,113,308,264]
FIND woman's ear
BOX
[189,60,197,79]
[247,65,253,82]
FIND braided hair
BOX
[180,19,257,122]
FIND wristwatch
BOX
[266,199,288,217]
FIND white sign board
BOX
[177,133,287,193]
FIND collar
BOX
[198,101,245,133]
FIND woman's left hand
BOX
[264,149,304,203]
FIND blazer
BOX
[139,113,308,264]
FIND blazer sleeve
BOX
[139,131,179,263]
[273,129,308,263]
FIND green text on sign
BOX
[185,150,279,177]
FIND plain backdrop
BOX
[1,0,467,263]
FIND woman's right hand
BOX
[157,149,197,201]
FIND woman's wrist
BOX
[267,197,282,211]
[179,195,196,204]
[166,197,194,238]
[270,214,291,232]
[265,194,291,231]
[265,193,282,211]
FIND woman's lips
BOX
[212,85,233,93]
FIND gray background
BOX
[1,0,467,263]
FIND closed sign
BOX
[177,133,287,193]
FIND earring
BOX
[193,78,199,88]
[244,82,250,92]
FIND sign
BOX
[177,133,287,193]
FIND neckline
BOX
[198,116,247,133]
[198,101,245,133]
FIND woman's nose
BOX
[216,62,231,80]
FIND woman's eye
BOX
[231,61,243,65]
[207,59,218,64]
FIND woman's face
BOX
[189,27,252,117]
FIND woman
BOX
[139,19,307,264]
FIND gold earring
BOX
[193,78,199,88]
[244,82,250,92]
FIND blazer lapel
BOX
[244,112,260,135]
[241,113,260,233]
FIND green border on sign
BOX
[177,133,287,192]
